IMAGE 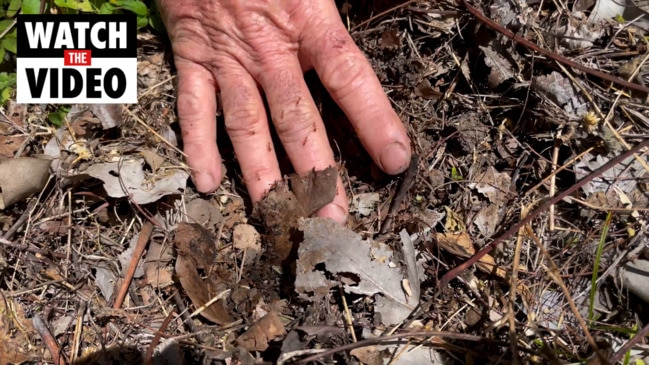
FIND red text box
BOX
[64,50,92,66]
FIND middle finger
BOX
[256,55,348,223]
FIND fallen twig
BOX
[112,221,154,309]
[33,314,65,365]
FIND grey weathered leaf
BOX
[85,158,188,204]
[296,218,418,326]
[89,104,123,129]
[479,45,515,87]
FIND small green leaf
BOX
[113,0,147,16]
[22,0,41,14]
[0,29,18,54]
[54,0,94,12]
[148,1,165,33]
[0,47,5,63]
[0,19,13,33]
[136,15,147,29]
[0,72,16,89]
[1,86,12,104]
[6,0,22,18]
[451,166,463,181]
[98,2,115,14]
[48,110,68,127]
[0,72,17,105]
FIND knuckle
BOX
[322,52,367,98]
[224,105,264,138]
[273,101,317,143]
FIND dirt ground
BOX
[1,0,649,364]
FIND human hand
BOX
[157,0,411,223]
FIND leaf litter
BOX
[2,1,649,363]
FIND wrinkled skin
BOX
[157,0,411,223]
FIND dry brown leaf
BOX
[174,223,233,324]
[351,346,383,365]
[257,167,337,262]
[435,231,506,278]
[236,311,286,352]
[232,224,261,261]
[289,166,337,216]
[84,159,188,204]
[257,182,307,263]
[479,45,516,87]
[0,135,26,158]
[380,28,400,51]
[144,241,174,289]
[469,167,511,205]
[0,293,37,364]
[141,149,165,173]
[185,198,223,229]
[0,157,51,210]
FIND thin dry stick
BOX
[64,190,72,278]
[113,221,154,309]
[339,287,357,343]
[294,331,503,364]
[440,138,649,285]
[69,302,86,364]
[33,314,64,365]
[549,132,561,231]
[508,204,529,364]
[524,225,605,363]
[144,310,176,365]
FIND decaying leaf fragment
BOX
[295,218,418,326]
[174,223,233,324]
[435,231,506,279]
[467,167,512,237]
[0,157,51,209]
[236,311,286,352]
[258,167,337,262]
[288,166,337,216]
[479,45,516,87]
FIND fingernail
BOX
[193,171,218,193]
[318,203,348,225]
[379,142,410,174]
